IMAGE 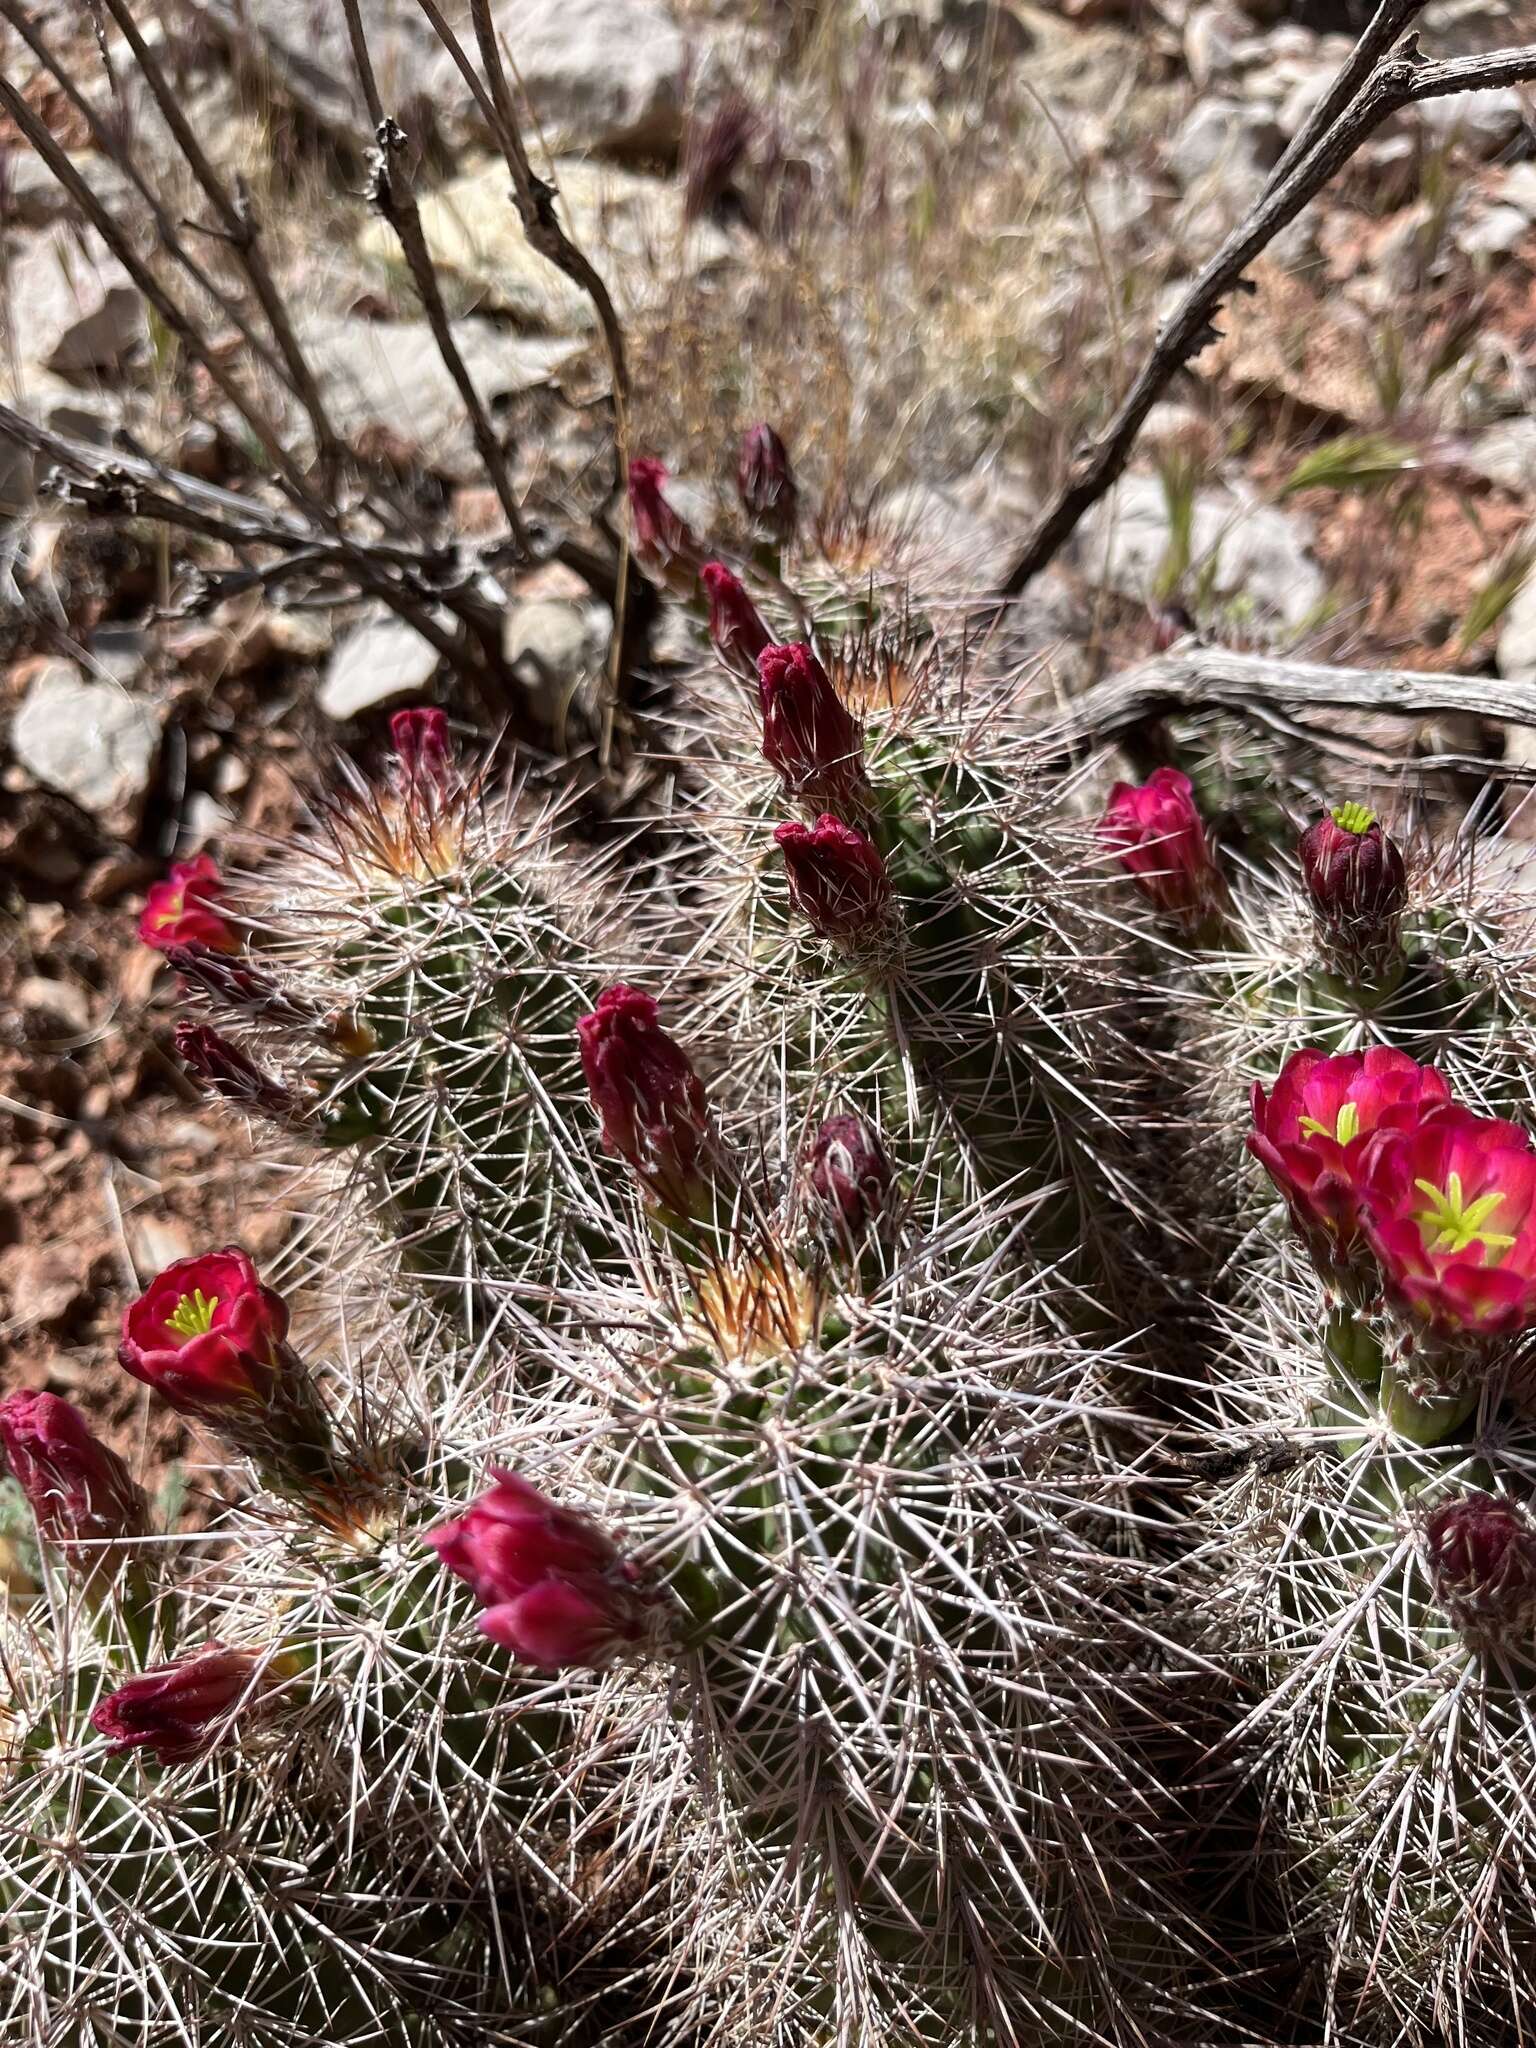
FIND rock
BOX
[10,660,160,816]
[1418,85,1530,158]
[1,150,134,228]
[14,225,145,379]
[1496,559,1536,686]
[319,614,443,719]
[1184,4,1250,87]
[295,313,583,449]
[1497,161,1536,219]
[1167,96,1278,185]
[1078,471,1326,633]
[0,1243,87,1333]
[357,158,730,332]
[1465,419,1536,495]
[15,976,92,1039]
[126,1215,194,1277]
[505,598,609,697]
[993,569,1094,696]
[1458,205,1530,260]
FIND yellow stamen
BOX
[166,1288,220,1337]
[1411,1173,1516,1257]
[1332,801,1377,835]
[1298,1100,1361,1146]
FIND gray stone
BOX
[1465,418,1536,495]
[1,150,134,228]
[1166,96,1278,185]
[295,314,583,444]
[1498,162,1536,220]
[11,660,159,815]
[1419,84,1530,157]
[1078,471,1325,633]
[15,226,145,378]
[1497,558,1536,686]
[319,614,442,719]
[1184,5,1249,87]
[505,598,609,694]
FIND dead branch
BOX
[998,7,1536,597]
[1047,643,1536,776]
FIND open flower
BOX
[1361,1105,1536,1341]
[1099,768,1219,924]
[1299,802,1407,985]
[1248,1048,1451,1286]
[1421,1490,1536,1637]
[138,854,239,955]
[119,1248,289,1418]
[92,1645,294,1763]
[774,814,892,946]
[757,642,868,815]
[426,1471,656,1670]
[702,560,772,678]
[0,1391,146,1588]
[578,985,712,1215]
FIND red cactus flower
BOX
[702,561,772,678]
[426,1470,654,1670]
[577,985,711,1214]
[1421,1490,1536,1632]
[390,705,452,788]
[737,423,798,543]
[774,814,892,945]
[807,1113,894,1234]
[628,457,701,590]
[1299,803,1407,984]
[1098,768,1219,922]
[1360,1104,1536,1340]
[91,1645,293,1763]
[757,642,867,815]
[1248,1048,1451,1285]
[138,854,239,956]
[119,1248,290,1418]
[0,1391,146,1586]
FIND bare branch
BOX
[1046,643,1536,775]
[998,23,1536,598]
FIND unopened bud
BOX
[774,814,892,946]
[577,985,713,1217]
[1299,803,1407,986]
[0,1391,147,1590]
[390,705,453,790]
[628,458,702,593]
[1422,1490,1536,1637]
[1099,768,1221,928]
[702,561,772,678]
[92,1644,296,1763]
[757,643,868,816]
[175,1021,303,1126]
[737,423,798,544]
[807,1114,894,1236]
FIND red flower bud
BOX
[1098,768,1220,924]
[91,1645,294,1763]
[628,457,702,592]
[737,423,798,543]
[175,1022,302,1126]
[702,561,772,678]
[138,855,239,956]
[577,985,712,1214]
[757,642,868,815]
[774,814,892,945]
[119,1248,289,1418]
[807,1113,894,1235]
[1298,803,1408,985]
[0,1391,147,1587]
[1421,1490,1536,1634]
[426,1470,657,1670]
[390,705,452,790]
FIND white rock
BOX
[295,313,582,443]
[11,661,159,815]
[1419,85,1530,157]
[319,615,442,719]
[1078,472,1325,633]
[14,226,144,378]
[1167,97,1277,184]
[1498,162,1536,220]
[1497,559,1536,685]
[505,599,609,695]
[1184,4,1249,88]
[1465,418,1536,495]
[1459,205,1530,259]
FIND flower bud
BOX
[737,423,798,543]
[807,1114,894,1235]
[1421,1490,1536,1635]
[119,1250,337,1491]
[426,1470,658,1670]
[92,1645,294,1763]
[577,985,712,1215]
[1298,803,1407,985]
[774,815,892,945]
[757,642,868,815]
[702,560,772,678]
[0,1391,147,1589]
[138,855,239,956]
[175,1022,303,1126]
[1098,768,1220,926]
[628,457,702,592]
[390,705,452,790]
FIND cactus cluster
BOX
[7,432,1536,2048]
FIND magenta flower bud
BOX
[807,1113,894,1235]
[774,814,892,945]
[175,1021,302,1126]
[737,423,798,543]
[1098,768,1221,926]
[91,1644,295,1763]
[426,1470,657,1670]
[628,457,702,592]
[757,642,868,815]
[0,1391,147,1588]
[390,706,452,789]
[702,561,772,678]
[577,984,712,1214]
[1421,1491,1536,1635]
[1298,803,1407,985]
